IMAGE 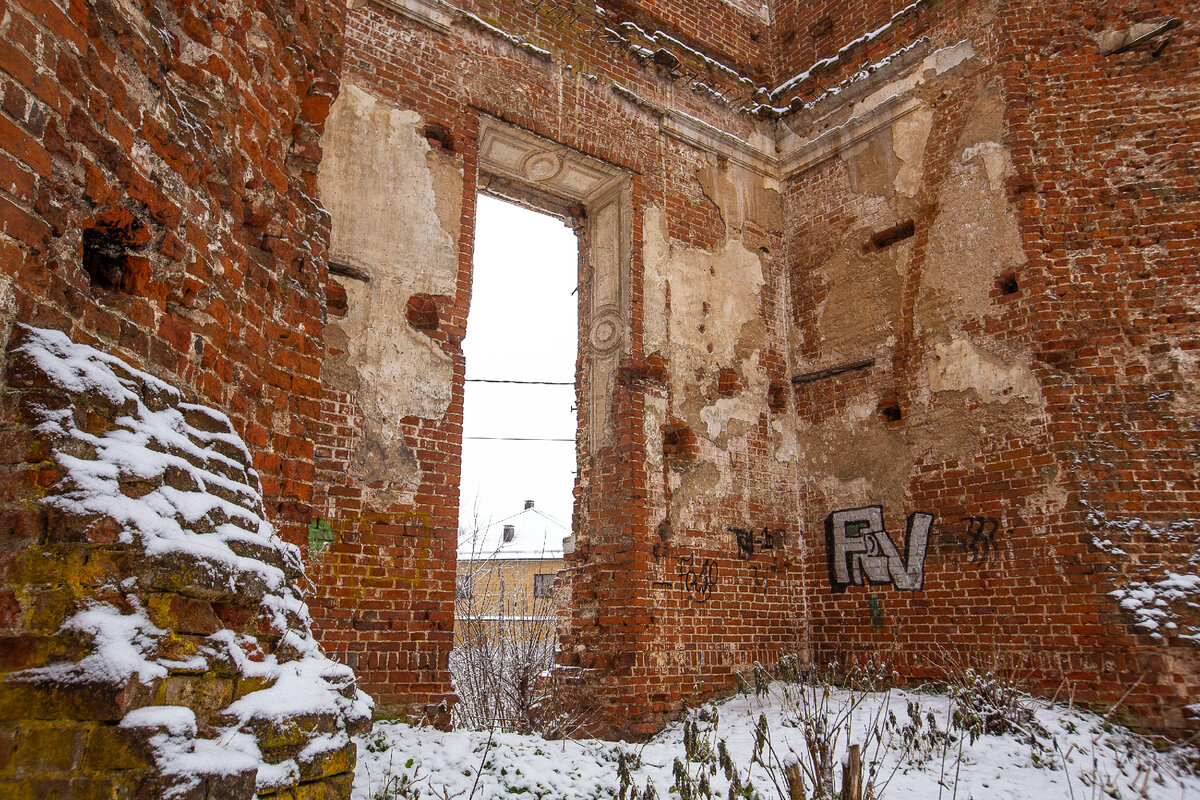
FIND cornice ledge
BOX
[660,110,778,181]
[778,93,921,177]
[349,0,453,33]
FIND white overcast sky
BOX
[457,195,578,553]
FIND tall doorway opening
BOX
[452,194,579,731]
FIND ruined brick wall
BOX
[0,327,371,798]
[784,0,1200,734]
[995,0,1200,731]
[0,0,376,794]
[1,0,1195,751]
[0,0,346,549]
[313,0,802,733]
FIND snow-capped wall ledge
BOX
[776,40,975,177]
[0,325,372,799]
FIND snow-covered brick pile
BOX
[0,325,372,799]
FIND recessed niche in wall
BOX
[998,271,1019,296]
[867,219,915,252]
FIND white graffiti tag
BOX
[825,506,934,592]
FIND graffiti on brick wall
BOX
[308,519,335,557]
[728,525,784,558]
[307,511,434,603]
[962,516,999,564]
[678,554,718,602]
[750,564,770,591]
[728,525,784,591]
[825,507,934,592]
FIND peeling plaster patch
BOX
[696,162,783,234]
[645,393,667,474]
[673,459,727,532]
[0,273,14,352]
[920,87,1024,336]
[319,84,458,295]
[816,240,906,363]
[643,392,669,533]
[813,475,884,513]
[427,149,464,253]
[961,141,1012,192]
[642,212,767,440]
[642,206,671,356]
[891,107,933,198]
[770,418,800,463]
[851,40,975,123]
[928,338,1040,404]
[841,129,896,198]
[317,83,461,482]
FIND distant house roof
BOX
[457,506,569,560]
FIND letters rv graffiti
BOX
[729,525,782,559]
[963,517,999,564]
[825,507,934,593]
[678,555,718,602]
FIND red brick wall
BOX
[995,0,1200,731]
[0,0,346,548]
[786,0,1200,735]
[311,2,802,732]
[1,0,1194,743]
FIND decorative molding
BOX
[477,117,626,206]
[778,93,921,177]
[660,111,778,182]
[476,116,631,451]
[350,0,453,33]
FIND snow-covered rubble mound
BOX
[2,325,372,799]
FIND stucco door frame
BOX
[474,116,632,457]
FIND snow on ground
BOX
[355,683,1199,800]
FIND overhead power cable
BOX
[465,378,573,385]
[464,436,575,442]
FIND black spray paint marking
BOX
[825,506,934,593]
[678,554,718,602]
[729,525,784,559]
[963,516,999,564]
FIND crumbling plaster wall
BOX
[318,82,460,488]
[786,37,1049,518]
[306,79,468,717]
[321,0,1199,737]
[316,0,804,733]
[783,0,1200,735]
[785,23,1078,666]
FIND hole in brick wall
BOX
[867,219,915,251]
[424,123,454,153]
[327,278,348,318]
[81,208,150,294]
[82,227,128,292]
[768,381,788,411]
[879,402,902,423]
[663,421,699,468]
[998,271,1019,296]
